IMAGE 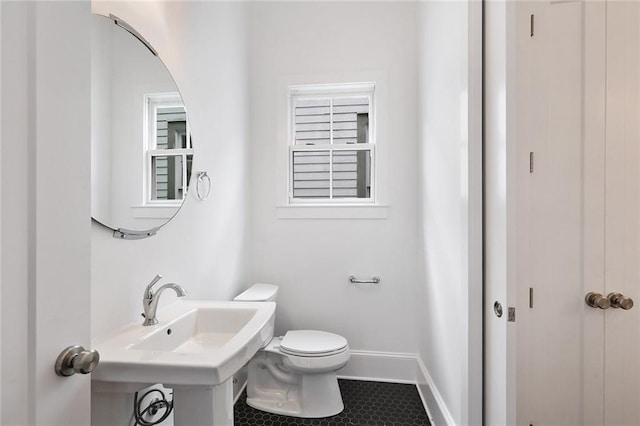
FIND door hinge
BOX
[529,152,534,173]
[529,287,534,308]
[530,14,535,37]
[508,307,516,322]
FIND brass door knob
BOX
[585,292,611,309]
[608,292,634,310]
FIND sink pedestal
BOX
[173,379,234,425]
[92,381,153,426]
[92,379,235,426]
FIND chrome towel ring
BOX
[195,171,211,201]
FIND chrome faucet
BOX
[142,274,188,326]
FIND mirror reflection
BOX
[91,14,193,233]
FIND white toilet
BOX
[234,283,350,418]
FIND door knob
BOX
[607,292,634,310]
[585,292,611,309]
[54,345,100,377]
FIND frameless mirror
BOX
[91,14,193,238]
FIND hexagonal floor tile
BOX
[233,379,431,425]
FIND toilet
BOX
[234,283,350,418]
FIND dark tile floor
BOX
[234,379,431,426]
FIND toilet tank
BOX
[233,283,279,302]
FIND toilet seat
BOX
[279,330,348,357]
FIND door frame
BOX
[467,0,484,424]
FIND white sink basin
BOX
[92,300,275,387]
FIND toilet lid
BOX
[280,330,348,356]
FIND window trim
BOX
[142,93,193,206]
[287,82,376,205]
[275,203,389,219]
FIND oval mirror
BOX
[91,14,193,238]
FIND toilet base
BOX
[246,372,344,418]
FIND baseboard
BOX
[416,357,455,426]
[337,350,453,426]
[337,350,419,383]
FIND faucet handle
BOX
[144,274,162,298]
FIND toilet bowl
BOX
[234,284,350,418]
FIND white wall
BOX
[0,2,3,419]
[91,1,252,338]
[248,2,422,355]
[88,3,480,425]
[417,2,482,425]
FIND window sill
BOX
[132,204,180,219]
[276,204,389,219]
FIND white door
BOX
[501,1,640,425]
[485,1,640,424]
[522,2,589,424]
[598,2,640,424]
[1,1,92,425]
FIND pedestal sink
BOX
[91,300,275,425]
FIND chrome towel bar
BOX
[349,275,381,284]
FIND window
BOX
[288,83,375,204]
[144,93,193,205]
